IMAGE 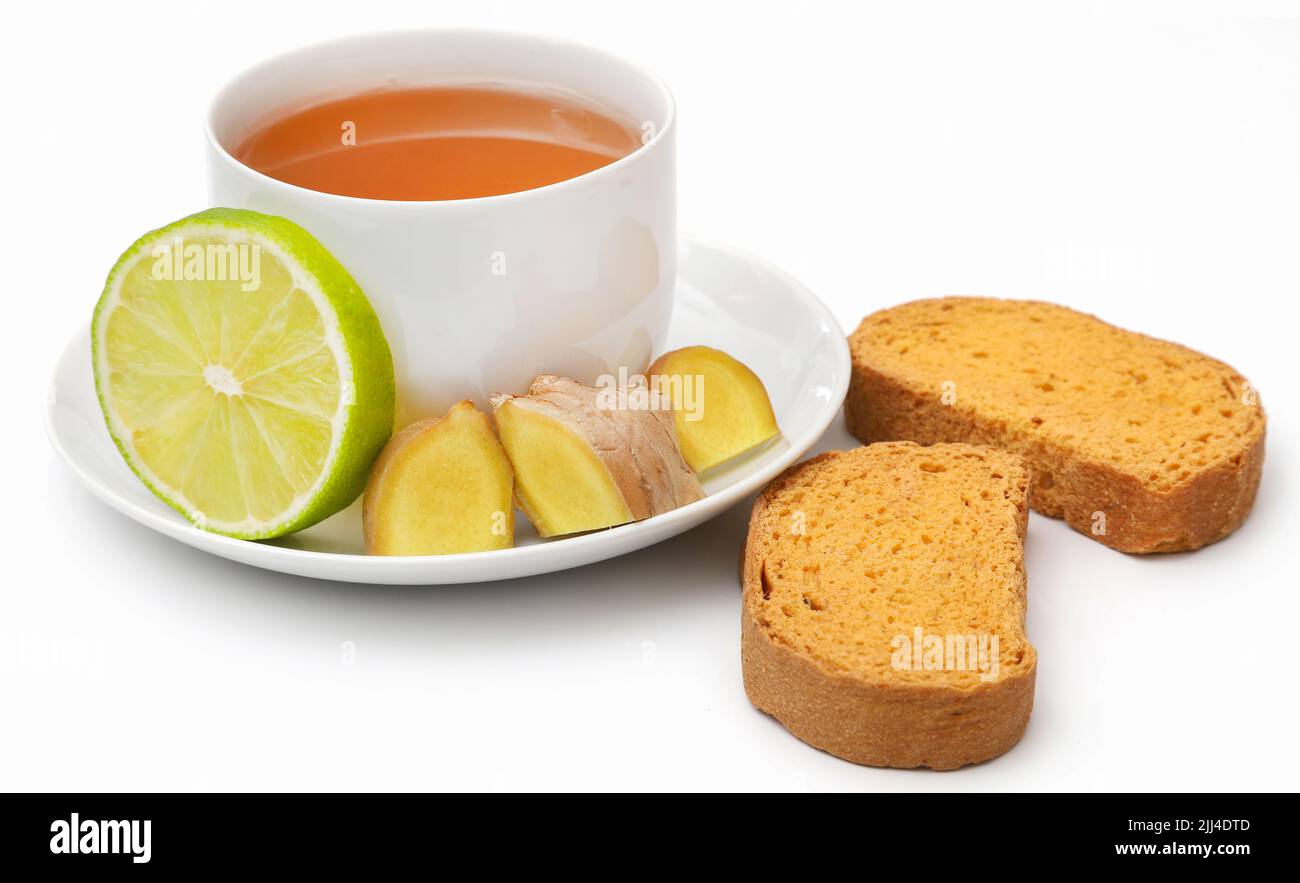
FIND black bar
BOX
[0,793,1285,870]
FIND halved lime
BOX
[91,208,395,539]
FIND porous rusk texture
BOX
[742,443,1036,770]
[847,297,1265,553]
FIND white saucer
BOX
[46,236,849,585]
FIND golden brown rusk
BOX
[847,297,1265,553]
[741,443,1036,770]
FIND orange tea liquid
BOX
[233,85,642,201]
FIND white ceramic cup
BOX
[206,30,676,423]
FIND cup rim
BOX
[204,27,676,209]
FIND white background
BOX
[4,0,1298,791]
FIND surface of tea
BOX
[233,84,642,200]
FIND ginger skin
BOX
[491,375,703,537]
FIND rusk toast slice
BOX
[847,297,1265,553]
[741,443,1036,770]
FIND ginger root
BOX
[362,401,514,555]
[648,346,780,472]
[491,375,704,537]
